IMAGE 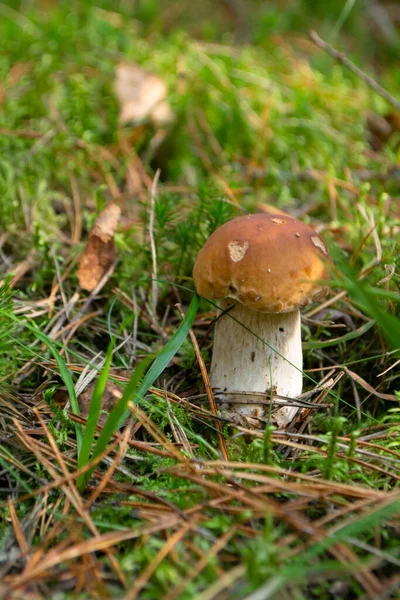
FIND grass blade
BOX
[80,354,153,489]
[0,312,83,453]
[120,292,200,425]
[331,254,400,352]
[79,293,200,489]
[0,453,32,494]
[77,337,116,491]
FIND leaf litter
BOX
[77,202,121,291]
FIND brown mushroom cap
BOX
[193,214,331,313]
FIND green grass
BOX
[0,1,399,599]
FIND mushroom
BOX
[193,213,330,429]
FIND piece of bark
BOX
[77,202,121,291]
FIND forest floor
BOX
[0,2,400,599]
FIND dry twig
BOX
[309,30,400,112]
[176,303,229,461]
[149,169,161,317]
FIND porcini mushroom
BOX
[193,213,330,428]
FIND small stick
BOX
[309,30,400,113]
[176,304,229,461]
[130,286,139,366]
[70,174,82,244]
[149,169,161,317]
[50,247,69,319]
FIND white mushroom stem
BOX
[210,299,303,428]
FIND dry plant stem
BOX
[211,299,302,428]
[176,303,229,461]
[70,174,82,244]
[309,30,400,113]
[149,168,161,316]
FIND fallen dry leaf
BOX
[78,376,124,424]
[345,368,398,401]
[0,62,32,105]
[77,202,121,291]
[8,62,32,86]
[307,308,356,331]
[53,372,127,425]
[114,62,173,127]
[366,110,400,151]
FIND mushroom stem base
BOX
[210,299,302,429]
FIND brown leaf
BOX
[345,368,398,401]
[53,371,128,425]
[307,308,356,331]
[367,110,400,151]
[114,62,173,127]
[77,203,121,291]
[78,378,124,425]
[8,62,32,85]
[0,62,32,105]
